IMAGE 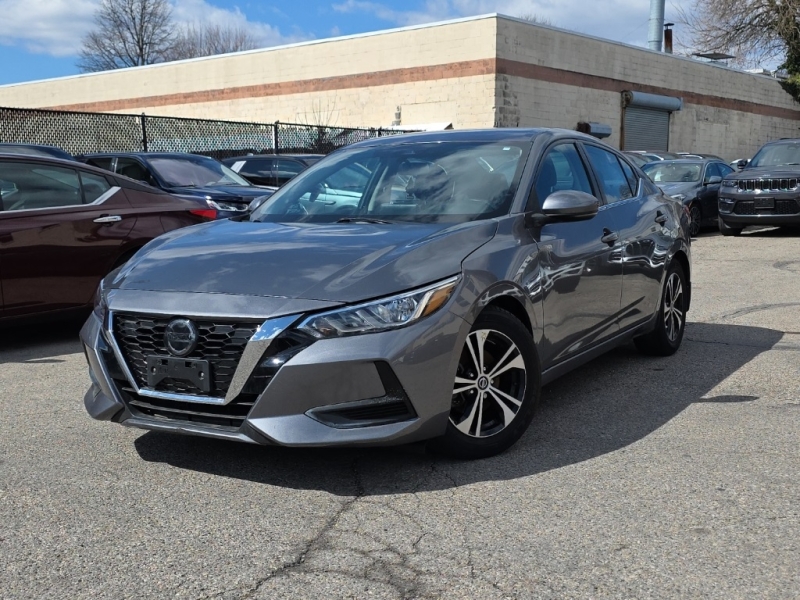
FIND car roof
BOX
[82,152,215,160]
[0,143,75,160]
[223,154,325,160]
[345,128,597,149]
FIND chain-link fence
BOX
[0,107,415,159]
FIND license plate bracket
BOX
[754,197,775,210]
[145,356,211,393]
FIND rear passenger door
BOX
[582,144,668,331]
[0,160,135,317]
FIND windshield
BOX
[643,161,703,183]
[149,156,251,187]
[250,141,529,224]
[749,143,800,168]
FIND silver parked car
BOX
[82,129,691,459]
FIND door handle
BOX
[655,212,668,225]
[600,229,619,245]
[93,215,122,224]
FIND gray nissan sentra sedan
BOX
[82,129,691,459]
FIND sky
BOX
[0,0,688,86]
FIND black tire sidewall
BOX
[432,306,541,459]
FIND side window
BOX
[86,157,114,172]
[705,163,722,181]
[80,171,112,203]
[618,157,639,196]
[237,159,273,179]
[275,159,305,186]
[718,163,734,177]
[584,145,634,203]
[532,143,593,208]
[0,162,83,212]
[115,158,150,183]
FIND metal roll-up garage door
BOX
[622,91,683,151]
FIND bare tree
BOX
[517,13,554,27]
[167,22,261,61]
[678,0,800,67]
[78,0,175,72]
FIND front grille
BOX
[123,390,255,429]
[113,314,259,397]
[736,178,799,192]
[734,199,800,216]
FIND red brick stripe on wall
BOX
[46,57,800,121]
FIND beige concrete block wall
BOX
[126,75,497,129]
[0,16,498,127]
[496,16,800,160]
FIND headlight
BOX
[206,199,247,212]
[721,180,737,188]
[670,193,687,202]
[297,276,460,339]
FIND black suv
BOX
[718,139,800,235]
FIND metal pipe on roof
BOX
[648,0,666,51]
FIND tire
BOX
[634,262,687,357]
[688,203,702,237]
[718,216,742,237]
[429,306,541,459]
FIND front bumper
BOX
[81,298,466,447]
[719,193,800,227]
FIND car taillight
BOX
[190,209,217,220]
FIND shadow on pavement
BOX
[0,317,84,365]
[133,322,782,496]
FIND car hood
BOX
[657,182,698,197]
[167,185,275,199]
[728,167,800,179]
[112,219,497,302]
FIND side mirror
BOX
[705,175,722,186]
[736,159,749,170]
[528,190,599,226]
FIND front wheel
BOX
[634,262,687,356]
[430,306,540,459]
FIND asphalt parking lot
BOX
[1,228,798,600]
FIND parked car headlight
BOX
[206,199,248,212]
[721,180,737,188]
[298,276,460,339]
[670,193,687,202]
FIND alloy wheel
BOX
[663,272,684,343]
[450,329,527,438]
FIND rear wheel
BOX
[718,216,743,237]
[430,307,540,459]
[634,262,687,356]
[688,203,702,237]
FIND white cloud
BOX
[0,0,97,56]
[171,0,310,48]
[332,0,689,49]
[0,0,309,58]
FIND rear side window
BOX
[584,145,634,203]
[0,161,83,211]
[86,157,114,171]
[618,157,639,196]
[235,158,273,178]
[80,171,112,203]
[115,158,151,183]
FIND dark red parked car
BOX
[0,154,207,323]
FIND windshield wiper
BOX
[336,217,392,224]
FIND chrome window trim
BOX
[0,185,121,215]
